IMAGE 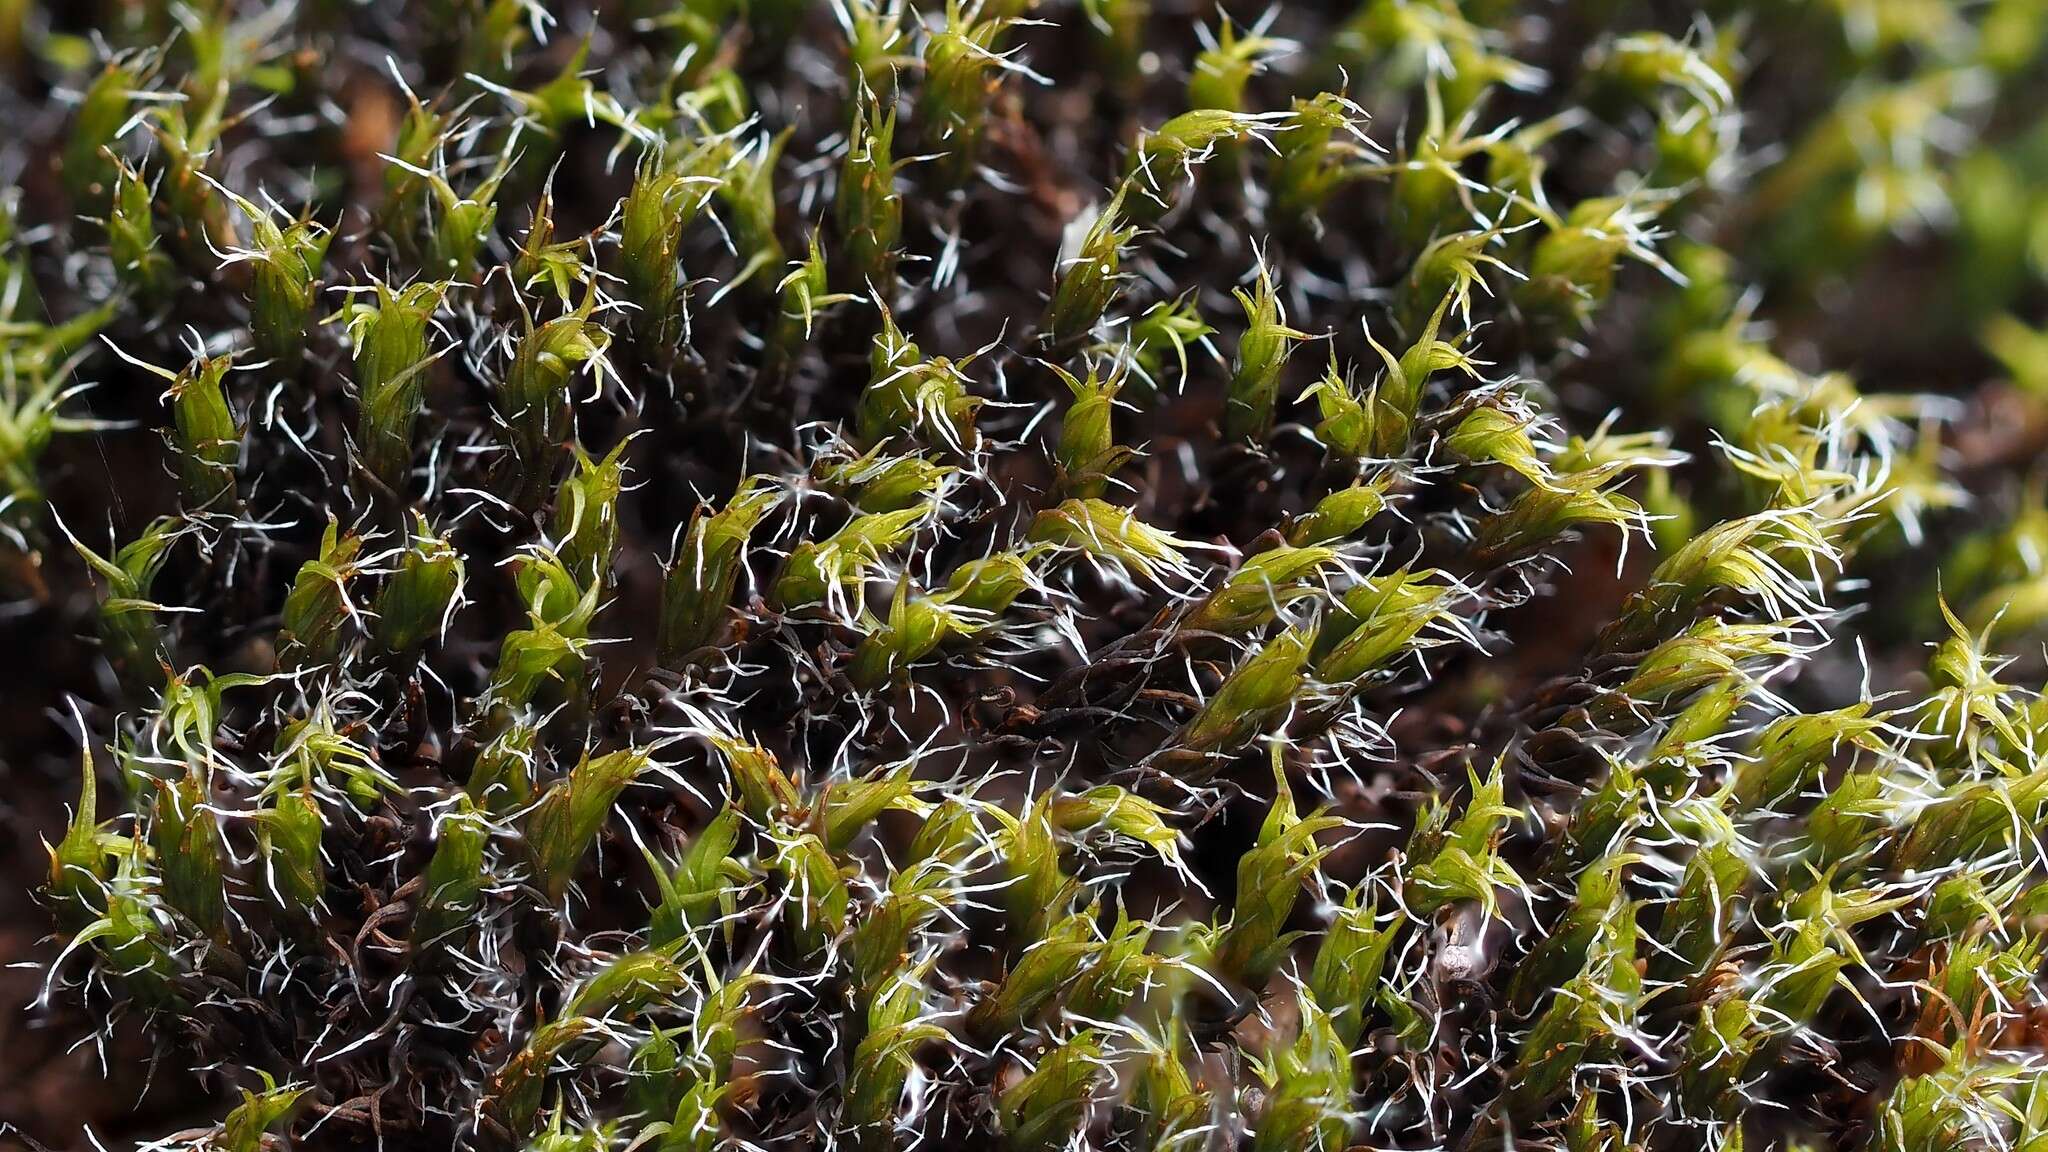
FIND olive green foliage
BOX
[8,1,2048,1151]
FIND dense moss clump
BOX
[5,0,2048,1148]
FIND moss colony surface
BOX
[4,0,2048,1149]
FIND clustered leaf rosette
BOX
[7,1,2048,1152]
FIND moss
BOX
[6,1,2048,1150]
